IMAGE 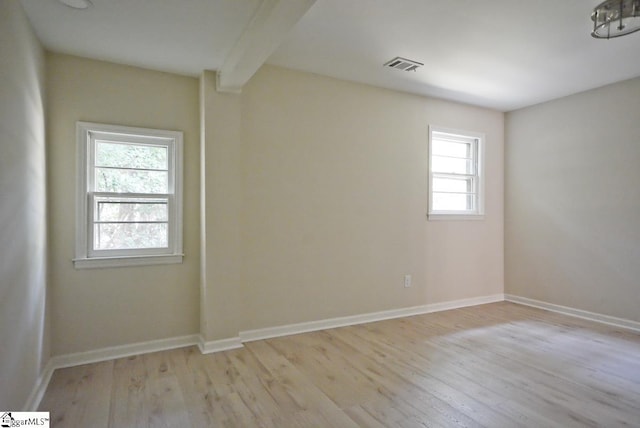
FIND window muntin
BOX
[93,197,169,250]
[428,126,484,219]
[75,122,183,268]
[94,140,169,194]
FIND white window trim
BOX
[74,122,184,269]
[428,125,485,221]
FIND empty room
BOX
[2,0,639,426]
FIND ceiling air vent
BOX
[384,57,423,72]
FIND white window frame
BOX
[428,125,485,220]
[74,122,183,269]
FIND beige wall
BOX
[201,65,504,338]
[0,0,48,409]
[506,77,640,322]
[47,53,200,355]
[41,51,503,353]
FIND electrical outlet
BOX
[404,274,412,288]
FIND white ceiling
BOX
[20,0,640,111]
[20,0,262,76]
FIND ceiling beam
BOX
[216,0,316,93]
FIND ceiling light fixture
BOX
[57,0,93,10]
[591,0,640,38]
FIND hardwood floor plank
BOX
[343,404,389,428]
[168,346,221,427]
[108,354,151,427]
[267,331,397,408]
[333,325,562,428]
[426,314,640,421]
[245,340,359,427]
[282,330,485,428]
[38,302,640,427]
[141,350,191,428]
[398,321,607,426]
[40,361,113,428]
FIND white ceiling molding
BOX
[216,0,316,93]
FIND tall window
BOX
[428,126,484,220]
[75,122,183,268]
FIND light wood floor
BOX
[39,302,640,427]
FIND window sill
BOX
[73,254,184,269]
[428,213,485,221]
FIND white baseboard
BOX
[28,293,640,412]
[505,294,640,333]
[240,293,505,342]
[23,359,55,411]
[419,293,505,315]
[50,334,200,370]
[26,334,198,411]
[28,294,504,410]
[198,335,243,354]
[202,294,504,349]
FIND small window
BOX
[75,122,183,268]
[428,126,484,220]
